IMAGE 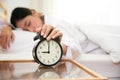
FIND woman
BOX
[1,7,81,59]
[1,7,67,55]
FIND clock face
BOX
[34,39,62,66]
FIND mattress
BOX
[76,53,120,78]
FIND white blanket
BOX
[79,24,120,63]
[45,17,120,63]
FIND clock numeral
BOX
[55,47,57,49]
[39,56,41,59]
[55,55,58,58]
[55,45,58,49]
[38,51,40,54]
[40,46,42,49]
[43,58,45,62]
[43,43,46,46]
[52,58,55,61]
[51,42,54,46]
[48,60,50,63]
[57,50,59,54]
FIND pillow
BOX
[80,24,120,63]
[0,30,37,61]
[8,29,37,53]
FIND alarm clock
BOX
[32,33,63,66]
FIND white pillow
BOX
[80,24,120,63]
[8,29,37,53]
[0,30,37,61]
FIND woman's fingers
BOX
[0,26,14,50]
[1,34,7,49]
[41,24,53,38]
[47,28,62,41]
[41,24,47,36]
[44,25,53,38]
[40,24,63,41]
[11,32,15,43]
[7,34,11,49]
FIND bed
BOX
[0,2,120,80]
[1,18,120,80]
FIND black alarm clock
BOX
[32,33,63,66]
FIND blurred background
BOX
[1,0,120,26]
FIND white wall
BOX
[2,0,31,21]
[2,0,120,26]
[37,0,53,16]
[2,0,45,21]
[51,0,120,26]
[2,0,53,21]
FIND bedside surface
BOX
[0,59,107,80]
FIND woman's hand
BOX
[0,26,14,49]
[35,24,67,55]
[35,24,63,41]
[41,24,68,55]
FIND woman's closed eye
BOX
[26,21,31,27]
[25,20,31,27]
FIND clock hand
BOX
[41,41,50,54]
[48,41,50,53]
[42,51,49,53]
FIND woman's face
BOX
[16,15,43,32]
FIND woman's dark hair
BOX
[10,7,32,29]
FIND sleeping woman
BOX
[0,7,80,59]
